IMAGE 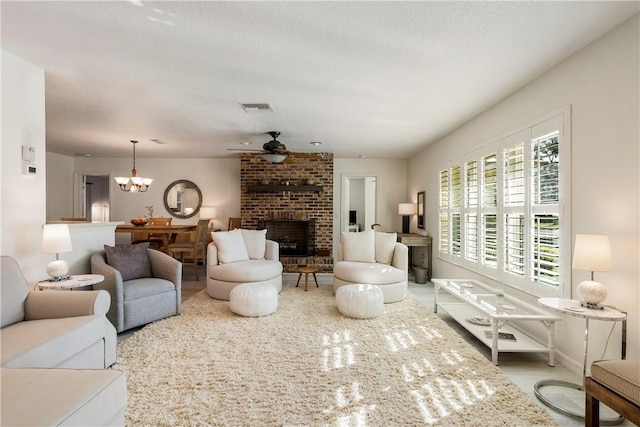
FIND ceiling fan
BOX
[228,131,324,164]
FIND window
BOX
[438,109,570,297]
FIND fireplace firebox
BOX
[261,219,315,256]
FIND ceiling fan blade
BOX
[287,151,324,159]
[284,156,295,164]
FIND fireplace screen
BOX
[261,220,315,256]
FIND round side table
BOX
[535,297,627,425]
[37,274,104,291]
[295,267,319,292]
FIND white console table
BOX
[433,279,561,365]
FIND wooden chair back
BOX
[60,217,88,222]
[228,217,241,230]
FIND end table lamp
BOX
[572,233,613,309]
[398,203,415,234]
[200,206,217,228]
[42,224,73,281]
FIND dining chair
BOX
[132,217,172,250]
[228,217,241,230]
[167,219,210,280]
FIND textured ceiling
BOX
[2,1,638,159]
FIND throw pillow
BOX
[241,229,267,259]
[212,229,250,264]
[104,243,151,281]
[375,232,397,264]
[342,230,375,263]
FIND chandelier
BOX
[114,140,153,192]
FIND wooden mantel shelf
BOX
[248,185,324,192]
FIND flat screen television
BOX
[349,210,357,224]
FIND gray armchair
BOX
[91,248,182,333]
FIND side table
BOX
[295,267,319,292]
[37,274,104,291]
[535,297,627,425]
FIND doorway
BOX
[73,173,111,222]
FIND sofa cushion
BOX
[375,232,397,264]
[241,229,267,260]
[104,243,151,281]
[1,368,126,427]
[209,259,282,283]
[1,256,29,328]
[213,229,250,263]
[1,315,106,368]
[591,360,640,406]
[342,230,375,262]
[334,261,405,285]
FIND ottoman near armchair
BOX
[207,228,283,300]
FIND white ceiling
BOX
[2,1,638,159]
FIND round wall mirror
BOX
[163,180,202,219]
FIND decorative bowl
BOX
[130,218,148,226]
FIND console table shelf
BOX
[248,185,324,192]
[433,279,561,365]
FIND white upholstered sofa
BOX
[333,230,408,303]
[207,228,283,300]
[1,256,126,426]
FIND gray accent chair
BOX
[91,248,182,333]
[0,256,117,369]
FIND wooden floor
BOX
[123,267,634,427]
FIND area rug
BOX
[115,285,558,426]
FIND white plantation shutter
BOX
[437,108,569,297]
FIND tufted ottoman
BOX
[336,284,384,319]
[229,283,278,317]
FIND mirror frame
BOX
[417,191,425,229]
[163,179,203,219]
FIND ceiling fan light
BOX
[262,153,287,164]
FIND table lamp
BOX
[200,206,217,228]
[572,233,613,309]
[42,224,73,281]
[398,203,415,234]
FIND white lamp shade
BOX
[398,203,416,215]
[572,234,613,272]
[42,224,73,254]
[200,206,217,219]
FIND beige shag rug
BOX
[115,284,559,426]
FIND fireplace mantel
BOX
[247,185,324,192]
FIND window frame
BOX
[437,107,571,298]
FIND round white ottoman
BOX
[336,284,384,319]
[230,283,278,317]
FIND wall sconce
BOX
[572,233,613,308]
[398,203,415,234]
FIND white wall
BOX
[409,15,640,369]
[333,159,408,253]
[1,50,48,284]
[46,152,74,221]
[55,157,241,232]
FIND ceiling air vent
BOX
[240,103,274,113]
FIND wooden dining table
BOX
[115,224,197,253]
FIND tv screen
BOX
[349,210,357,224]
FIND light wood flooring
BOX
[121,268,633,426]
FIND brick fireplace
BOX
[240,153,334,273]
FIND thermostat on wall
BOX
[22,162,36,176]
[22,145,35,162]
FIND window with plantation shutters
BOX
[438,108,570,297]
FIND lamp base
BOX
[402,215,410,234]
[46,260,70,282]
[577,280,607,307]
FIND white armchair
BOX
[207,228,283,300]
[333,230,408,303]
